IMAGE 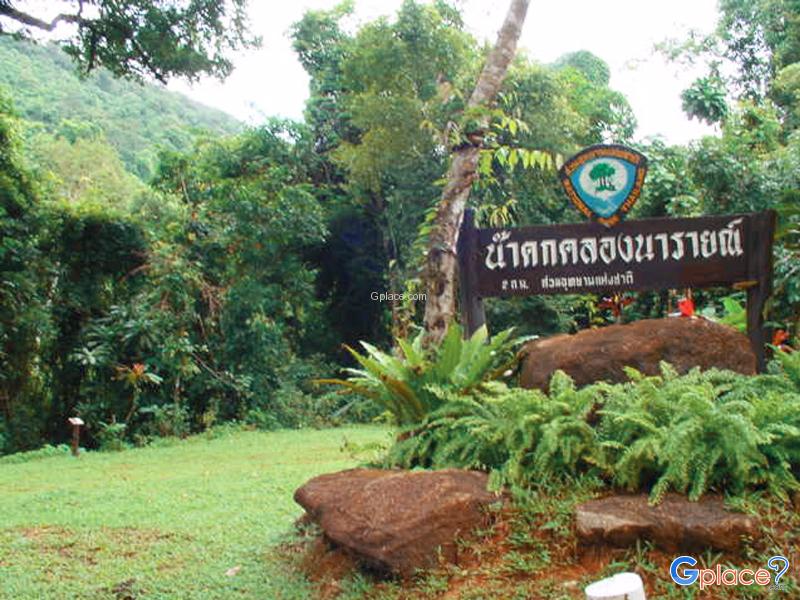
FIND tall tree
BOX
[422,0,530,344]
[0,0,258,81]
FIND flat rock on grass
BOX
[294,468,499,577]
[575,494,759,552]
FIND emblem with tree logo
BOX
[559,144,648,227]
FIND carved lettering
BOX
[655,233,670,260]
[719,218,744,256]
[521,241,538,267]
[700,230,718,258]
[671,232,685,260]
[685,230,700,258]
[559,238,578,265]
[579,237,598,264]
[617,235,635,263]
[484,231,510,270]
[541,239,558,266]
[506,241,520,268]
[599,236,616,264]
[634,234,655,262]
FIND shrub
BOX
[384,354,800,503]
[319,324,522,425]
[95,420,128,452]
[599,363,800,503]
[385,374,607,489]
[245,385,360,431]
[138,403,190,439]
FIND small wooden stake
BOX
[68,417,84,457]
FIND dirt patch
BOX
[287,494,800,599]
[17,525,186,567]
[104,577,144,600]
[299,537,361,599]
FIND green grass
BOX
[0,426,391,599]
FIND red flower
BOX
[678,297,695,317]
[599,294,634,318]
[773,329,793,353]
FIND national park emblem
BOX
[559,144,648,227]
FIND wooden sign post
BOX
[457,208,776,370]
[68,417,84,457]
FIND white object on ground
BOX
[584,572,646,600]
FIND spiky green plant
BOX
[381,357,800,504]
[318,324,521,425]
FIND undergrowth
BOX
[384,351,800,503]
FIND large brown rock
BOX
[575,494,758,551]
[294,468,498,577]
[520,317,756,390]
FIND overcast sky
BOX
[168,0,721,144]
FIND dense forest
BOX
[1,0,799,455]
[0,38,242,180]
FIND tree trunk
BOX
[422,0,531,345]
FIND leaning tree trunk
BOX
[422,0,531,345]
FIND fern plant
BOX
[381,358,800,504]
[772,347,800,391]
[385,383,550,485]
[318,324,521,425]
[599,363,800,503]
[385,372,609,489]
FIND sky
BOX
[168,0,720,145]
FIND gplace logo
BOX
[670,555,790,591]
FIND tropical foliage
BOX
[319,324,520,425]
[0,37,242,179]
[1,0,799,459]
[0,92,344,453]
[0,0,258,82]
[385,354,800,503]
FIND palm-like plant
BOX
[318,324,521,425]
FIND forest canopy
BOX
[0,0,258,81]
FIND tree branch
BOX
[0,5,84,32]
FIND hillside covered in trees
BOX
[0,37,242,180]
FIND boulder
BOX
[575,494,758,551]
[294,468,498,577]
[520,317,756,390]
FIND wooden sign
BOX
[457,209,776,369]
[559,144,648,227]
[67,417,84,457]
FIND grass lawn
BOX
[3,425,798,600]
[0,425,391,599]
